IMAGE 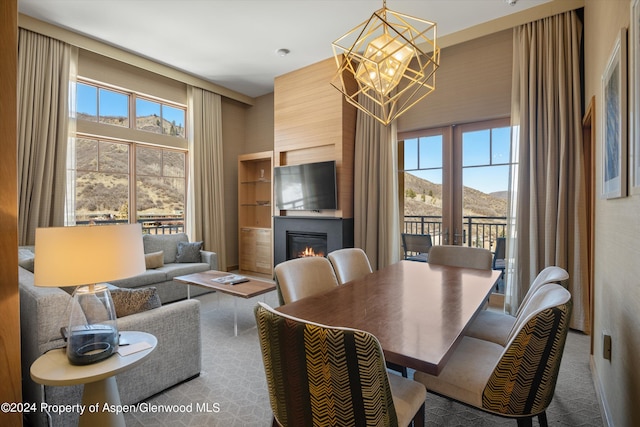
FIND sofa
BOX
[109,232,219,303]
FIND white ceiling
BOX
[18,0,552,98]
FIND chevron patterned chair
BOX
[465,266,570,346]
[327,247,373,285]
[413,283,572,427]
[254,302,426,427]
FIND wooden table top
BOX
[277,260,501,375]
[174,270,276,299]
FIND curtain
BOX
[187,87,227,271]
[17,29,73,245]
[354,97,401,270]
[507,10,589,331]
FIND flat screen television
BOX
[274,161,338,210]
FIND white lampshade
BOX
[34,223,145,287]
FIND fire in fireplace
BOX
[287,231,328,260]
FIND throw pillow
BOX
[144,251,164,269]
[176,241,203,263]
[109,287,161,318]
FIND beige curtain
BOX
[17,29,73,245]
[354,97,401,270]
[507,10,589,331]
[187,87,227,271]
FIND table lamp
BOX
[34,223,145,365]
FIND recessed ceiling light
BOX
[276,48,290,57]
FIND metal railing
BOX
[403,215,507,250]
[76,217,184,235]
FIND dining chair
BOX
[254,302,426,427]
[327,247,372,285]
[427,245,492,270]
[401,233,432,262]
[273,256,339,305]
[327,247,409,378]
[414,283,572,427]
[465,266,569,346]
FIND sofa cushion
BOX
[18,247,36,272]
[159,262,211,279]
[110,287,161,318]
[143,233,189,264]
[145,251,164,269]
[109,269,168,289]
[176,241,202,263]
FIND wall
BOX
[585,1,640,426]
[0,0,22,425]
[398,29,513,132]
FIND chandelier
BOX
[332,0,440,126]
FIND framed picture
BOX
[601,27,628,199]
[630,0,640,193]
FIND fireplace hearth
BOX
[274,217,354,266]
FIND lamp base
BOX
[67,325,118,365]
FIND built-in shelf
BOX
[238,151,273,276]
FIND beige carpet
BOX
[124,290,603,427]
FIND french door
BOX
[399,118,512,250]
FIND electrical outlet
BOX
[603,333,612,361]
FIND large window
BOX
[400,118,513,249]
[68,79,187,234]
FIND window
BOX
[68,79,187,233]
[400,118,513,250]
[76,82,129,127]
[136,97,185,137]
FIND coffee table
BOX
[174,270,276,336]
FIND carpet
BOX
[124,290,603,426]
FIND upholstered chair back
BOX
[254,302,401,427]
[428,245,492,270]
[516,266,569,316]
[274,257,339,305]
[327,248,373,285]
[483,284,572,418]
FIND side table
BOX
[31,330,157,427]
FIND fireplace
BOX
[274,217,354,266]
[287,231,327,260]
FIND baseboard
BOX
[590,355,614,427]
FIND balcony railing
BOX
[403,215,507,251]
[76,217,184,235]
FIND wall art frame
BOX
[601,27,628,199]
[630,0,640,194]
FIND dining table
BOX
[276,260,501,376]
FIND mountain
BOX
[404,172,507,218]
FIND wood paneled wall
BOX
[274,57,356,218]
[0,0,22,424]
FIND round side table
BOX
[31,330,157,427]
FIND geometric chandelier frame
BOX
[332,0,440,126]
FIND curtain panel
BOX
[508,10,589,331]
[354,97,401,270]
[17,29,73,245]
[187,87,227,271]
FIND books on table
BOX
[211,274,249,285]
